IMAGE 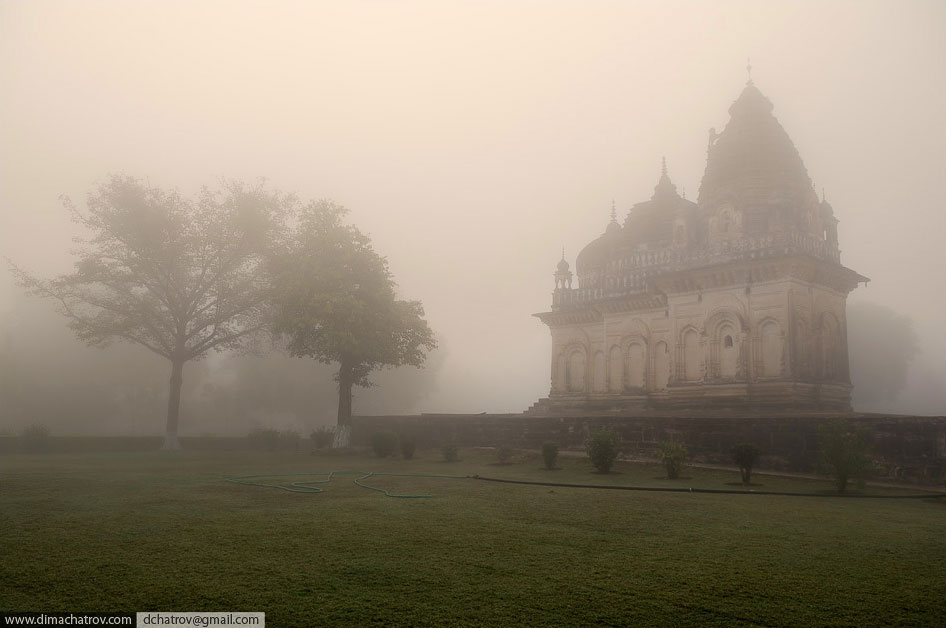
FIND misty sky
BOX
[1,0,944,415]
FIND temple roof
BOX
[564,79,856,300]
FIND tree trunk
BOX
[162,359,185,451]
[741,467,751,484]
[333,360,353,448]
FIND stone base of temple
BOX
[526,381,852,416]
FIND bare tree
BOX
[11,175,290,449]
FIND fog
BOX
[1,0,944,433]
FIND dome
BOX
[556,256,570,272]
[622,166,697,251]
[575,233,613,274]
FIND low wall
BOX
[351,413,946,485]
[0,436,267,455]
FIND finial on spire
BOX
[661,156,667,177]
[561,245,565,260]
[610,198,617,223]
[746,57,753,84]
[681,184,686,200]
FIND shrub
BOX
[658,441,687,479]
[310,426,335,450]
[400,435,416,460]
[541,441,559,470]
[371,430,400,458]
[817,420,874,492]
[20,424,51,453]
[442,441,459,462]
[731,442,761,484]
[586,428,621,473]
[280,429,301,453]
[495,445,514,465]
[247,428,280,452]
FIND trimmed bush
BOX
[658,441,687,479]
[542,441,559,470]
[371,430,400,458]
[311,427,335,450]
[280,430,301,453]
[247,428,280,452]
[442,441,459,462]
[400,435,416,460]
[817,420,874,492]
[20,424,51,453]
[586,428,621,473]
[731,442,761,484]
[495,446,513,465]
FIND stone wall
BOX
[351,413,946,485]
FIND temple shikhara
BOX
[533,77,868,414]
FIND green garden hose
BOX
[227,471,944,500]
[226,471,470,498]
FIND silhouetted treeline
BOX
[0,292,443,436]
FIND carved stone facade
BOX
[533,80,867,413]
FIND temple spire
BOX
[746,57,753,85]
[653,157,679,200]
[610,199,617,223]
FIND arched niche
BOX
[608,346,623,392]
[682,328,702,382]
[592,351,607,393]
[820,312,842,381]
[760,319,782,377]
[718,322,738,379]
[626,342,646,390]
[654,341,670,390]
[567,348,586,393]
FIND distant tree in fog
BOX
[847,301,920,412]
[10,175,290,449]
[270,200,436,447]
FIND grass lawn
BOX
[1,448,943,627]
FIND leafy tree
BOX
[817,420,875,492]
[730,442,761,484]
[847,301,920,412]
[11,175,288,450]
[270,200,436,447]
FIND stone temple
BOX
[533,78,868,414]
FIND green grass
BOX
[1,449,943,627]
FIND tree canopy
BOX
[847,301,920,411]
[269,200,436,445]
[12,175,290,449]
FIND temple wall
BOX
[351,413,946,486]
[545,274,851,411]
